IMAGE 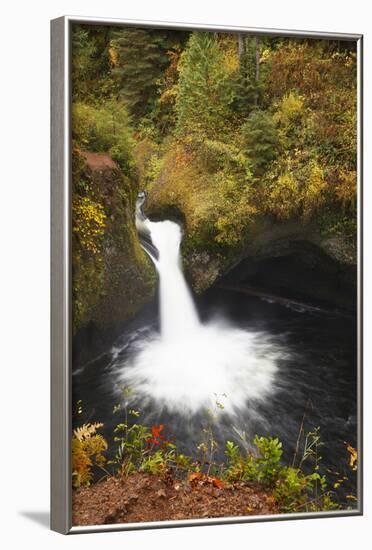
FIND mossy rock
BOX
[72,150,156,336]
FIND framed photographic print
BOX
[51,16,363,534]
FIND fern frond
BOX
[72,422,107,488]
[73,422,104,441]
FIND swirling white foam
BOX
[118,215,282,415]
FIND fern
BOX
[73,422,104,441]
[72,423,107,488]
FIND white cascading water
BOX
[118,197,282,415]
[146,220,200,342]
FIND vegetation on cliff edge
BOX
[71,24,357,325]
[72,392,358,519]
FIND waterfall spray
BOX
[117,195,282,415]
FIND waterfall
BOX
[141,219,199,342]
[118,195,282,415]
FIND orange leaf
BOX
[188,472,203,483]
[211,477,224,489]
[188,472,224,489]
[345,443,358,471]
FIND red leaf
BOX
[151,424,165,440]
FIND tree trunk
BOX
[238,33,245,63]
[255,36,260,81]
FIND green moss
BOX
[72,150,156,334]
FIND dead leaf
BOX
[188,472,203,483]
[211,477,224,489]
[188,472,224,489]
[345,443,358,471]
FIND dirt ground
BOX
[72,472,278,526]
[81,151,118,171]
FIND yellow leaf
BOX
[346,443,358,471]
[73,422,104,441]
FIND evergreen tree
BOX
[240,110,279,175]
[230,36,262,118]
[176,32,232,137]
[111,29,186,120]
[71,24,115,103]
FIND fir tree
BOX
[111,28,186,120]
[240,110,279,175]
[176,32,232,137]
[230,36,262,118]
[71,24,115,103]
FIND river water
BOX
[72,216,358,503]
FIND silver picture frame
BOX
[51,15,363,534]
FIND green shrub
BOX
[72,101,135,173]
[224,433,339,512]
[225,436,282,485]
[140,450,170,475]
